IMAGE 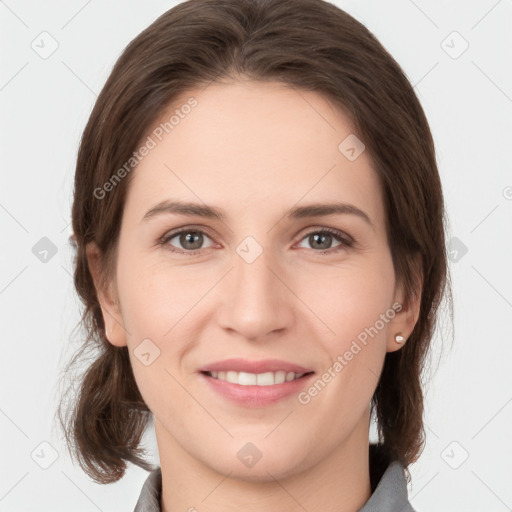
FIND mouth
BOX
[198,370,315,408]
[198,359,316,406]
[201,370,314,386]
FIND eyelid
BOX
[158,225,217,251]
[297,226,354,245]
[158,223,218,241]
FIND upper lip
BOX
[200,358,314,374]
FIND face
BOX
[90,80,416,480]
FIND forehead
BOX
[123,80,384,229]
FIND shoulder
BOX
[133,467,162,512]
[359,444,417,512]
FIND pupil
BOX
[311,233,331,250]
[182,232,202,249]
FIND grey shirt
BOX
[133,446,416,512]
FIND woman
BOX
[58,0,449,510]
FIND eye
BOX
[159,226,354,255]
[160,228,215,254]
[296,228,354,253]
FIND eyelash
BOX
[158,226,355,256]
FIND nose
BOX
[216,245,295,342]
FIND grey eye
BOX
[166,230,214,251]
[298,232,344,251]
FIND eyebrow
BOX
[141,200,373,227]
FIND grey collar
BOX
[358,460,416,512]
[134,453,416,512]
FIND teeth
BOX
[208,370,306,386]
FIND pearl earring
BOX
[395,333,405,344]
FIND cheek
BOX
[297,254,396,346]
[328,281,395,346]
[115,254,215,404]
[116,252,209,339]
[300,257,395,403]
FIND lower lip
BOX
[199,372,315,407]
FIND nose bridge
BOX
[218,239,293,340]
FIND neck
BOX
[157,412,372,512]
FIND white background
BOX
[1,0,511,510]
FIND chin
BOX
[201,443,309,482]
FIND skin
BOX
[87,80,421,512]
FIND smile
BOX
[200,369,315,407]
[204,370,307,386]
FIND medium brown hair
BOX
[57,0,450,485]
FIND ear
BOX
[86,242,127,347]
[386,255,423,353]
